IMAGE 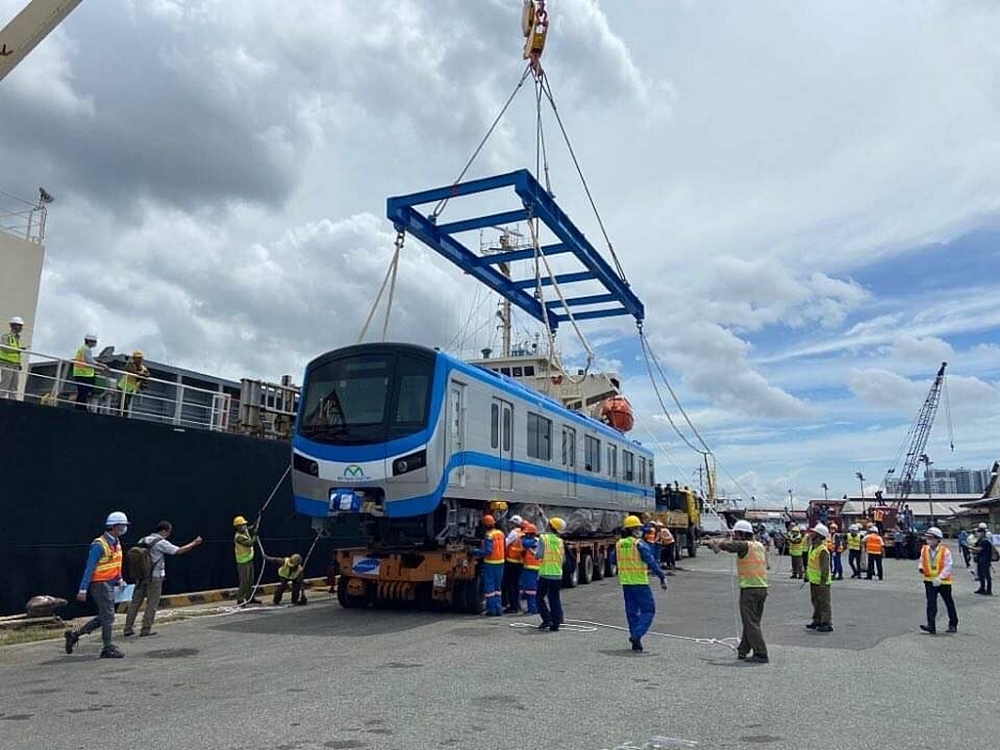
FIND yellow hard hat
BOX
[622,515,642,529]
[549,517,566,532]
[233,515,248,527]
[491,500,508,511]
[132,350,144,358]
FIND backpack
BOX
[125,535,161,584]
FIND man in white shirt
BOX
[124,521,202,637]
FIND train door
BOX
[490,397,514,491]
[448,381,466,488]
[608,444,619,506]
[562,426,577,498]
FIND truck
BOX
[649,482,702,558]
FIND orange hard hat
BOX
[523,522,537,534]
[483,514,495,526]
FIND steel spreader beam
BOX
[386,169,643,331]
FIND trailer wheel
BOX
[337,576,369,609]
[563,554,580,588]
[687,532,697,558]
[592,550,606,580]
[456,576,484,615]
[605,555,618,578]
[579,552,594,584]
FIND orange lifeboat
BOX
[601,396,634,433]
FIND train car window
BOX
[638,456,647,486]
[608,445,618,478]
[527,412,552,461]
[491,403,500,449]
[623,450,635,482]
[650,464,655,487]
[584,435,601,473]
[567,429,576,467]
[502,406,512,452]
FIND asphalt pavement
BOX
[0,549,996,750]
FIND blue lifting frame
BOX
[386,169,644,331]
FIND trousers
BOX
[0,364,19,399]
[76,582,117,647]
[74,375,96,411]
[738,587,768,657]
[924,582,958,630]
[810,583,832,626]
[503,561,523,611]
[791,554,803,578]
[621,584,656,642]
[236,560,255,601]
[976,561,992,594]
[273,576,304,604]
[848,549,861,577]
[482,563,504,615]
[520,568,539,614]
[831,552,843,579]
[867,553,884,580]
[537,576,563,628]
[124,577,164,634]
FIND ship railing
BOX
[4,347,234,433]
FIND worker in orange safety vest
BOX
[502,515,525,613]
[918,527,957,634]
[865,525,885,581]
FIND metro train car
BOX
[291,342,655,547]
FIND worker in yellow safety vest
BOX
[502,515,525,613]
[614,515,667,652]
[787,524,805,579]
[72,333,107,412]
[918,527,957,634]
[119,350,150,416]
[846,524,863,579]
[265,553,308,606]
[234,515,260,605]
[805,524,833,632]
[0,316,24,399]
[64,511,131,659]
[707,520,769,663]
[535,517,566,631]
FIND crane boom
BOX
[881,361,948,505]
[0,0,83,83]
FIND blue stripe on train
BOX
[295,449,653,519]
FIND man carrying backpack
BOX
[123,521,202,637]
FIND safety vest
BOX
[484,528,505,564]
[847,532,861,551]
[120,363,149,394]
[788,532,804,555]
[234,532,255,563]
[736,541,768,589]
[616,536,648,586]
[921,545,952,585]
[873,510,884,522]
[0,332,22,366]
[73,345,95,378]
[539,533,564,578]
[826,533,843,553]
[505,529,524,563]
[659,527,675,545]
[522,540,541,571]
[91,536,122,583]
[278,558,302,580]
[806,544,830,586]
[866,533,884,555]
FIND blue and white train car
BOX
[292,343,655,544]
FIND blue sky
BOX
[1,0,998,503]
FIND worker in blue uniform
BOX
[612,515,667,652]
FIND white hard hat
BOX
[733,520,754,534]
[9,316,24,325]
[105,511,129,527]
[798,523,808,531]
[84,333,98,341]
[510,515,523,526]
[925,527,943,539]
[849,524,859,532]
[978,522,988,531]
[812,523,829,537]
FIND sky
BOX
[2,0,999,505]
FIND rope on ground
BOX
[562,619,739,652]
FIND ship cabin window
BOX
[491,403,499,449]
[527,412,552,461]
[584,435,601,473]
[638,456,647,486]
[500,367,511,376]
[623,450,635,482]
[512,367,523,377]
[524,366,535,376]
[608,444,618,479]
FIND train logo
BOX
[338,464,369,481]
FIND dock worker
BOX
[520,522,541,614]
[707,519,769,662]
[614,515,668,652]
[502,515,525,613]
[846,524,863,579]
[918,527,958,634]
[643,522,661,568]
[233,515,261,605]
[957,528,971,568]
[535,517,566,632]
[72,333,108,412]
[865,525,885,581]
[827,523,844,581]
[787,524,805,579]
[806,523,833,632]
[64,511,130,659]
[873,508,885,534]
[265,553,308,606]
[123,521,203,637]
[119,350,150,416]
[657,522,676,572]
[0,316,25,399]
[971,523,993,596]
[478,515,505,616]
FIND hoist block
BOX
[386,169,644,331]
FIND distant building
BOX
[885,466,991,496]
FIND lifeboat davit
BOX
[601,396,634,433]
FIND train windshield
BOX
[298,351,435,445]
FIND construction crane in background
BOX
[879,361,954,507]
[0,0,83,83]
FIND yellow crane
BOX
[0,0,83,83]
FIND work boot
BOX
[294,598,308,606]
[919,625,936,635]
[64,630,79,655]
[805,623,818,630]
[272,597,282,606]
[750,654,769,663]
[537,622,552,630]
[122,629,135,637]
[139,630,157,637]
[99,644,125,659]
[630,638,643,652]
[737,652,748,660]
[946,625,958,633]
[817,624,833,633]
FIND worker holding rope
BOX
[612,515,667,652]
[233,515,261,605]
[707,520,770,663]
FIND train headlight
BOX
[392,449,427,476]
[293,453,319,476]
